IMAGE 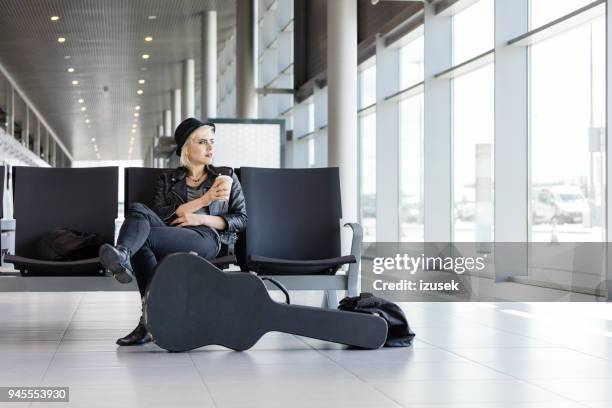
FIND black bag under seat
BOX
[36,228,105,262]
[339,292,416,347]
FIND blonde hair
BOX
[180,125,215,172]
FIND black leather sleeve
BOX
[219,172,248,233]
[152,174,177,222]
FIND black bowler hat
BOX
[174,118,216,156]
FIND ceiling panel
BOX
[0,0,236,161]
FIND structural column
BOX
[182,59,195,119]
[172,89,182,129]
[494,0,529,281]
[6,86,14,136]
[201,10,217,119]
[156,122,165,168]
[43,131,49,163]
[164,109,172,136]
[606,1,612,300]
[23,108,30,148]
[327,0,358,253]
[51,142,57,167]
[236,0,257,118]
[34,120,41,157]
[423,2,452,243]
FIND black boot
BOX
[116,317,152,346]
[99,244,134,284]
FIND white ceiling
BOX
[0,0,236,161]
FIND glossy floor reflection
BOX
[0,292,610,408]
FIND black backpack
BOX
[36,228,104,262]
[339,293,416,347]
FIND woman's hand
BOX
[171,213,227,230]
[170,213,205,227]
[199,180,231,207]
[174,181,229,217]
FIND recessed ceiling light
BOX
[78,98,84,103]
[50,16,60,21]
[137,89,143,95]
[134,112,140,117]
[141,54,150,60]
[147,15,156,20]
[64,55,71,59]
[85,119,90,124]
[71,80,79,85]
[145,36,153,42]
[132,124,137,128]
[67,67,75,73]
[135,105,141,110]
[138,79,145,84]
[57,37,66,43]
[91,138,96,142]
[81,106,87,111]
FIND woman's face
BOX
[187,127,215,166]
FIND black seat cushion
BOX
[249,254,355,275]
[5,254,105,276]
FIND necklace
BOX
[188,172,205,184]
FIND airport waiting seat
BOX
[124,167,236,267]
[0,166,2,218]
[0,166,16,264]
[235,167,361,308]
[5,166,118,276]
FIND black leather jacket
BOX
[152,165,247,245]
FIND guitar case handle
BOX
[260,277,290,304]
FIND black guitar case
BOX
[143,253,388,352]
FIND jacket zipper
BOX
[171,189,186,203]
[162,189,186,222]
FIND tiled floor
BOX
[0,291,611,408]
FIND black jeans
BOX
[117,203,220,297]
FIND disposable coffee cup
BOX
[216,175,233,201]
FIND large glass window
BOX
[359,112,376,242]
[529,16,605,243]
[358,60,377,241]
[307,136,315,168]
[307,102,315,133]
[399,93,424,241]
[359,63,376,108]
[452,63,495,242]
[399,35,424,89]
[530,0,598,29]
[452,0,494,65]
